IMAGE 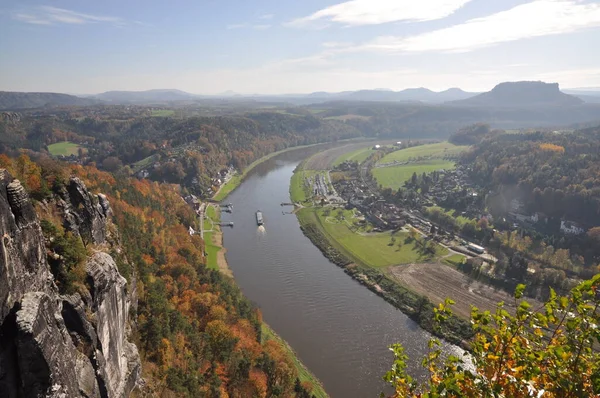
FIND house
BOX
[560,220,585,235]
[510,199,524,213]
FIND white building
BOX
[560,220,585,235]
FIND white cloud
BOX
[359,0,600,53]
[286,0,473,28]
[259,14,274,20]
[12,6,125,26]
[321,41,353,48]
[13,13,52,25]
[226,23,271,30]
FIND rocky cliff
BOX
[0,170,140,397]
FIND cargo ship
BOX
[256,210,264,226]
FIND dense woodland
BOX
[0,111,362,196]
[463,128,600,227]
[0,154,318,397]
[446,126,600,297]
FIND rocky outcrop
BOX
[16,292,80,398]
[87,253,140,397]
[60,177,111,246]
[0,169,140,397]
[0,170,51,321]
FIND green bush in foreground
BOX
[385,274,600,397]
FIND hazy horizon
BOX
[1,0,599,94]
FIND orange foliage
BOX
[539,143,565,153]
[249,369,268,398]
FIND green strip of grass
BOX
[203,204,220,270]
[261,324,329,398]
[47,141,81,156]
[313,208,448,268]
[443,254,466,267]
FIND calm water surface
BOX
[221,146,463,398]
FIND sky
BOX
[0,0,599,94]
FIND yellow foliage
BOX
[539,143,565,153]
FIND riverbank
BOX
[262,324,328,398]
[213,143,323,201]
[213,139,371,202]
[290,164,473,345]
[207,152,331,396]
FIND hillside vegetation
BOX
[0,154,324,397]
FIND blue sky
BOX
[1,0,599,94]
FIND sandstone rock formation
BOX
[0,169,140,398]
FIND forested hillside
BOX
[0,154,319,397]
[463,127,600,226]
[0,111,360,196]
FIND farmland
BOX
[388,263,532,319]
[47,141,82,156]
[377,142,467,164]
[372,142,467,190]
[332,146,374,167]
[373,159,456,190]
[303,141,381,170]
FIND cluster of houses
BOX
[508,199,586,235]
[420,167,483,218]
[333,162,407,230]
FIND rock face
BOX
[0,169,140,397]
[0,170,51,321]
[87,253,140,397]
[61,177,111,246]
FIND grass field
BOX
[443,253,466,267]
[47,141,81,156]
[131,154,159,172]
[298,207,448,268]
[378,142,467,164]
[150,109,175,117]
[426,205,474,227]
[261,324,329,398]
[373,159,456,190]
[203,205,220,270]
[332,146,374,167]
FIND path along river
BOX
[221,145,465,398]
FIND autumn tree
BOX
[385,275,600,397]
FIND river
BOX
[221,146,463,398]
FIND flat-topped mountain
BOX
[451,81,583,107]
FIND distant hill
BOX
[318,87,477,103]
[563,89,600,103]
[92,89,198,103]
[0,91,99,110]
[451,81,583,107]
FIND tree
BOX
[384,275,600,397]
[102,156,122,172]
